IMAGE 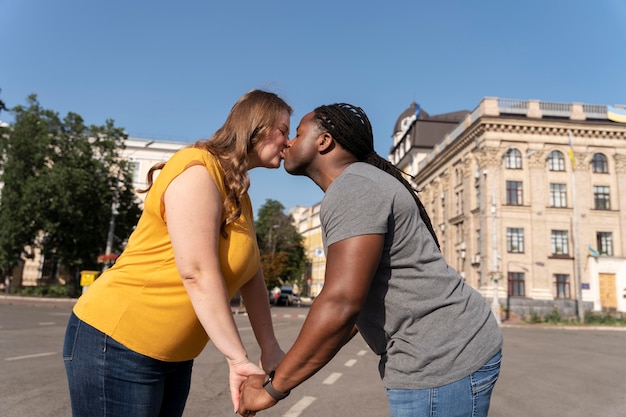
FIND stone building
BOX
[390,97,626,317]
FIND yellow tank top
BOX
[73,148,260,361]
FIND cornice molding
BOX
[416,119,626,181]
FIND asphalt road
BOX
[1,296,625,417]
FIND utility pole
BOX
[102,172,121,272]
[569,130,585,323]
[491,172,501,325]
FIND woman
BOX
[64,90,292,416]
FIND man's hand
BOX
[237,374,278,416]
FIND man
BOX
[238,103,502,417]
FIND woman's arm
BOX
[240,267,285,372]
[164,165,263,411]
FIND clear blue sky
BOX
[2,0,625,216]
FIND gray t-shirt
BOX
[321,162,502,389]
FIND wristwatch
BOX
[263,370,290,401]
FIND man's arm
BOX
[238,233,383,415]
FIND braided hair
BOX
[313,103,441,249]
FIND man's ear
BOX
[318,132,334,153]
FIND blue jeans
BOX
[386,350,502,417]
[63,312,193,417]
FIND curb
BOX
[500,323,626,332]
[0,295,77,305]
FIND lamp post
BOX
[491,186,501,325]
[102,172,121,272]
[568,130,585,323]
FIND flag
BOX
[607,105,626,123]
[588,245,599,258]
[415,104,421,118]
[567,132,575,169]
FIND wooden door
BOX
[599,273,617,310]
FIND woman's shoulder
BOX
[166,147,222,171]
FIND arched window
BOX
[547,150,565,171]
[591,153,608,173]
[504,148,522,169]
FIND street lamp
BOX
[484,168,501,325]
[102,172,121,272]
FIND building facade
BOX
[290,204,325,297]
[391,97,626,317]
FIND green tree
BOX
[255,199,306,289]
[0,95,141,294]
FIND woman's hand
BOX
[259,343,285,374]
[227,358,266,412]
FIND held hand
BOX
[227,358,265,413]
[237,374,278,416]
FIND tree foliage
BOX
[255,199,307,289]
[0,95,141,290]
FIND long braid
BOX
[314,104,441,250]
[364,153,440,250]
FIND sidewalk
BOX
[0,294,77,306]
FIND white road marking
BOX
[6,352,57,361]
[344,358,357,367]
[322,372,342,385]
[38,322,55,326]
[357,350,367,356]
[283,396,316,417]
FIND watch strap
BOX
[263,370,290,401]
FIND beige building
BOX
[290,204,325,297]
[390,97,626,317]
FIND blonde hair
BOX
[142,90,292,236]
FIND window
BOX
[129,161,141,184]
[554,274,570,299]
[506,228,524,253]
[508,272,525,297]
[455,190,464,215]
[593,186,610,210]
[549,183,567,208]
[475,174,481,210]
[547,150,565,171]
[596,232,613,256]
[506,181,523,205]
[591,153,608,173]
[551,230,569,256]
[455,167,463,186]
[504,148,522,169]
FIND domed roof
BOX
[393,102,429,135]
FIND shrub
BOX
[544,308,562,324]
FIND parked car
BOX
[269,288,280,305]
[276,286,299,306]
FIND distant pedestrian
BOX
[64,90,292,416]
[238,103,503,417]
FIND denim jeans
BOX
[63,312,193,417]
[386,350,502,417]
